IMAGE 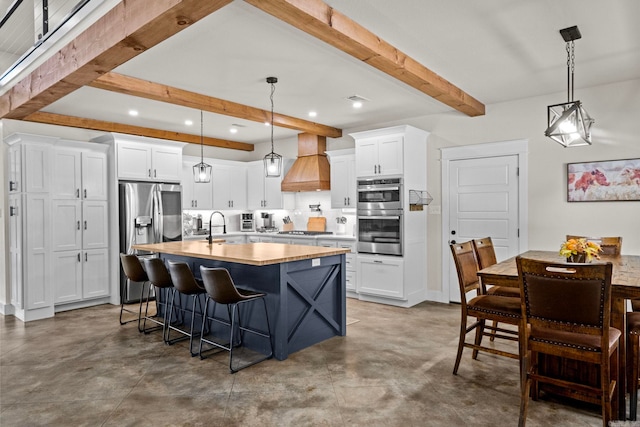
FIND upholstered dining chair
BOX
[449,241,522,375]
[472,237,521,342]
[565,235,622,256]
[516,257,620,427]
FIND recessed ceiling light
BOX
[185,119,193,126]
[265,122,270,126]
[352,101,362,109]
[347,95,369,109]
[308,111,317,117]
[128,109,139,116]
[230,127,238,134]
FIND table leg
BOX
[612,297,626,421]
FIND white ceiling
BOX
[8,0,640,145]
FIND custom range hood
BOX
[281,133,331,192]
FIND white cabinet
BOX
[221,235,246,244]
[116,140,182,182]
[327,150,356,208]
[181,159,213,209]
[212,161,247,210]
[357,255,404,299]
[248,235,274,243]
[50,142,110,306]
[355,135,403,177]
[52,149,108,200]
[247,161,285,210]
[7,140,51,194]
[319,240,357,293]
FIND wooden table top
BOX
[132,241,350,266]
[478,250,640,299]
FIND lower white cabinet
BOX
[248,235,274,243]
[53,249,109,304]
[221,235,246,244]
[357,254,404,299]
[318,239,357,292]
[83,249,110,299]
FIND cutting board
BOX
[307,217,326,232]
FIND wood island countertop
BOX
[132,241,350,266]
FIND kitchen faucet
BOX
[208,211,226,244]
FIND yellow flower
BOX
[559,238,602,261]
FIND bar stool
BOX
[198,266,273,373]
[166,261,207,356]
[119,254,148,330]
[141,258,179,339]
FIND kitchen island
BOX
[132,241,350,360]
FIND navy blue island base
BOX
[158,251,347,361]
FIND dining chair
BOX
[449,242,522,375]
[472,238,521,342]
[141,258,179,339]
[565,235,622,256]
[516,257,620,427]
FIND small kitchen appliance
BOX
[240,212,255,232]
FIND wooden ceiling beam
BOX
[89,72,343,138]
[0,0,233,119]
[24,112,254,151]
[244,0,485,117]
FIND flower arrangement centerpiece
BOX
[559,238,602,263]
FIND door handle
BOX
[9,206,17,216]
[77,221,80,230]
[84,220,87,230]
[77,253,81,262]
[76,189,80,198]
[85,252,88,262]
[373,260,383,264]
[9,181,17,191]
[148,169,152,177]
[154,169,157,178]
[84,189,87,198]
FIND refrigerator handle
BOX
[153,185,163,243]
[126,184,137,255]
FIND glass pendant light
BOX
[193,110,212,182]
[263,76,282,177]
[544,26,594,148]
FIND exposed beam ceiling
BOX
[244,0,485,117]
[0,0,234,119]
[24,111,254,151]
[88,72,342,138]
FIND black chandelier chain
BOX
[200,110,204,159]
[270,81,275,153]
[566,40,576,102]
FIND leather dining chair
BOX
[516,257,620,427]
[449,241,522,375]
[119,254,148,330]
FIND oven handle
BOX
[358,186,400,192]
[359,215,401,220]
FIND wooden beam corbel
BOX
[245,0,485,117]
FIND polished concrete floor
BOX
[0,298,631,426]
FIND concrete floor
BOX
[0,298,628,426]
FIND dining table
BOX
[477,250,640,420]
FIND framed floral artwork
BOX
[567,158,640,202]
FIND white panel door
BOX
[52,149,81,199]
[117,143,152,180]
[24,144,50,193]
[53,251,83,304]
[82,151,108,200]
[51,200,82,251]
[448,155,519,302]
[355,139,378,177]
[9,195,23,308]
[83,201,109,249]
[8,145,21,193]
[246,163,265,210]
[24,194,51,310]
[377,136,403,176]
[151,147,181,182]
[83,249,110,299]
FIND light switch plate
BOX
[312,258,320,267]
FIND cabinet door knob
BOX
[84,220,87,230]
[77,221,80,230]
[84,189,87,198]
[85,252,88,262]
[9,181,17,191]
[373,260,383,264]
[148,169,152,177]
[76,189,80,198]
[195,200,197,208]
[77,253,81,262]
[9,206,17,216]
[154,169,157,178]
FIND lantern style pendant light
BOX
[544,26,594,148]
[193,110,212,183]
[263,76,282,177]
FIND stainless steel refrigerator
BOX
[119,182,182,303]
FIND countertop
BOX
[132,241,350,266]
[183,231,356,242]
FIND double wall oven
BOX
[357,177,403,256]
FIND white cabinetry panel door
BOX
[83,249,110,299]
[52,200,82,251]
[82,152,108,200]
[83,201,109,249]
[53,251,83,304]
[52,149,81,198]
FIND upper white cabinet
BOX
[354,134,403,177]
[52,147,108,200]
[181,157,213,210]
[212,161,247,210]
[247,161,285,210]
[327,149,356,208]
[6,134,52,194]
[117,142,181,182]
[92,134,184,182]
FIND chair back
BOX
[200,267,244,305]
[516,257,613,339]
[565,235,622,256]
[120,254,148,282]
[472,237,497,269]
[144,258,173,289]
[168,261,204,295]
[450,241,481,303]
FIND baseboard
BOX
[0,303,16,316]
